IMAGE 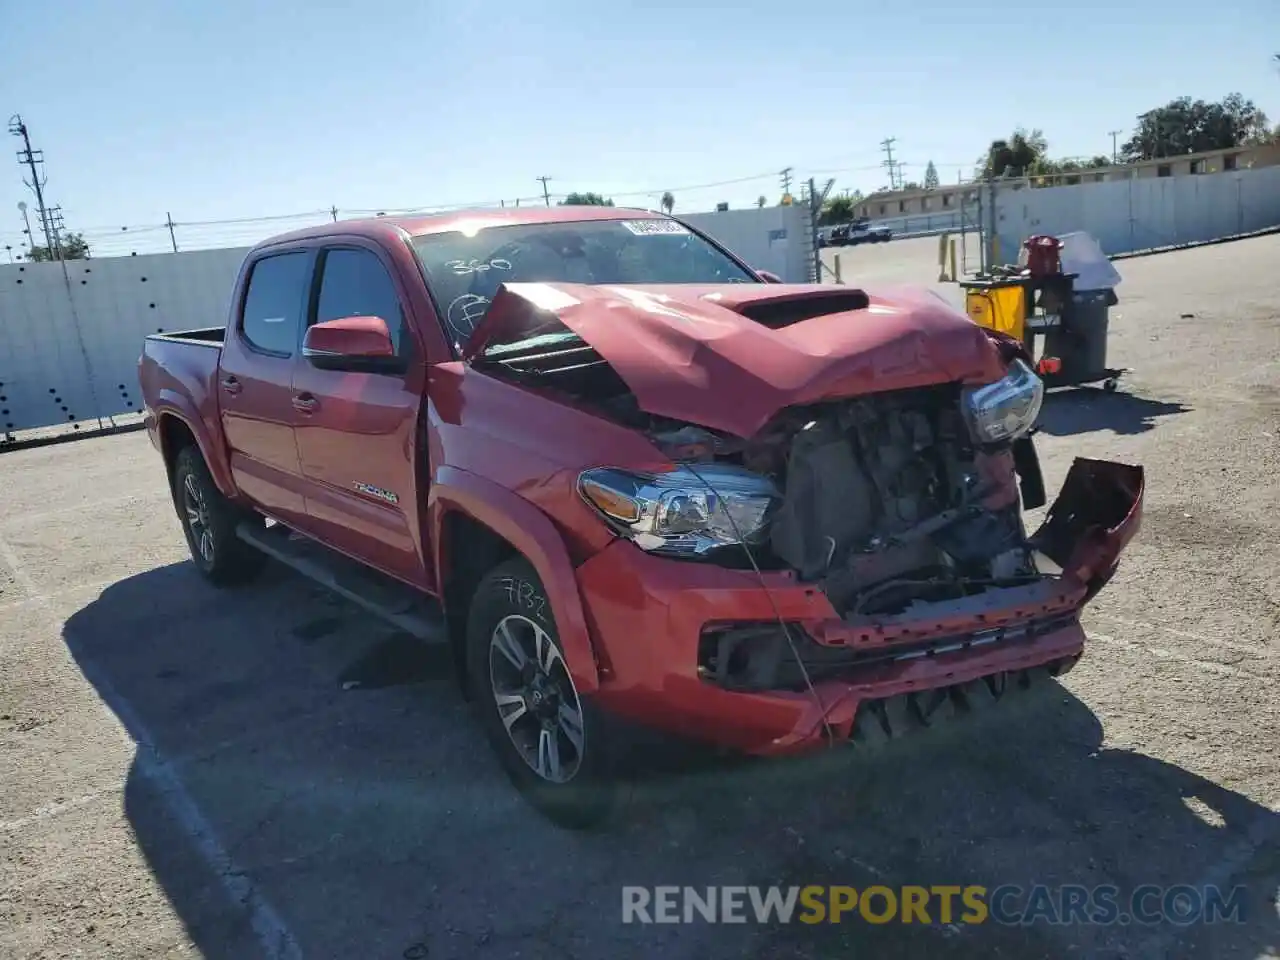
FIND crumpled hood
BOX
[465,281,1007,438]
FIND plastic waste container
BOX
[1043,287,1119,387]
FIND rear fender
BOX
[1031,458,1144,591]
[429,467,600,693]
[154,397,237,500]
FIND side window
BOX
[314,248,406,353]
[241,252,311,356]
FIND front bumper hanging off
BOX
[573,457,1144,755]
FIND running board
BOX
[236,522,448,644]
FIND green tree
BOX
[819,195,855,225]
[26,230,90,262]
[660,191,674,214]
[1121,94,1270,160]
[923,161,940,190]
[978,128,1049,178]
[818,190,865,224]
[558,192,614,206]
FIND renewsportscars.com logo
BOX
[621,884,1248,927]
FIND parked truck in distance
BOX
[139,206,1143,827]
[825,217,893,247]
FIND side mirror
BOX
[757,269,783,284]
[302,316,403,373]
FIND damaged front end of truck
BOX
[464,280,1143,746]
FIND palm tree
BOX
[660,191,675,214]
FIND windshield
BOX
[411,218,758,346]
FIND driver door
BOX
[291,243,429,587]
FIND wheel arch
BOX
[155,407,237,499]
[430,467,601,697]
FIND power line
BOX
[11,162,998,257]
[536,176,552,206]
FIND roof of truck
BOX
[258,205,665,248]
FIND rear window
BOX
[240,252,311,356]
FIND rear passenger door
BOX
[291,244,428,586]
[218,249,313,526]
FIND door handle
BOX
[220,375,242,395]
[292,393,318,413]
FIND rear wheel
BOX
[172,445,266,587]
[465,558,618,828]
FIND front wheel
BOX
[172,446,267,587]
[465,558,618,828]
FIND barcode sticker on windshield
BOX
[621,220,690,236]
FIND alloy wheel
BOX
[182,473,215,565]
[488,614,586,784]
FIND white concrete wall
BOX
[683,203,814,283]
[0,248,248,434]
[994,166,1280,262]
[0,206,812,434]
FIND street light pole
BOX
[17,201,34,250]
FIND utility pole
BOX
[536,176,552,206]
[8,115,56,255]
[880,137,899,191]
[45,205,65,259]
[779,167,794,199]
[1107,129,1121,164]
[165,212,178,252]
[330,205,339,222]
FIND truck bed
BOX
[138,328,226,427]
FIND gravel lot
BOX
[2,236,1278,960]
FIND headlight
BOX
[578,464,779,557]
[961,358,1044,444]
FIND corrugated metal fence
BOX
[994,165,1280,260]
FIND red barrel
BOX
[1024,235,1063,277]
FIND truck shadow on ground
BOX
[63,562,1279,960]
[1035,387,1190,437]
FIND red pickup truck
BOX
[139,206,1143,827]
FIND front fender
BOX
[429,466,600,694]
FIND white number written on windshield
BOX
[444,259,513,276]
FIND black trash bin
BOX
[1043,287,1119,388]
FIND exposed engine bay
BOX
[472,295,1055,620]
[645,386,1043,618]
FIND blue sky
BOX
[3,0,1277,256]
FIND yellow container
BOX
[965,284,1026,341]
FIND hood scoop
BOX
[733,290,870,329]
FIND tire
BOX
[172,445,267,587]
[465,558,618,829]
